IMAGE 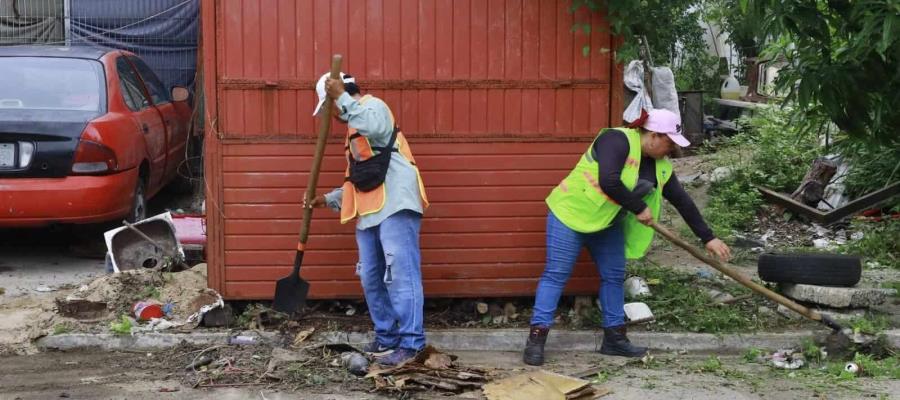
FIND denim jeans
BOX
[530,210,627,328]
[355,210,425,350]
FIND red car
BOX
[0,46,192,227]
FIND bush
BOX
[840,219,900,269]
[734,107,826,192]
[833,138,900,201]
[703,106,824,236]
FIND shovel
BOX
[273,54,343,315]
[649,221,849,338]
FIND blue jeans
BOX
[355,210,425,350]
[531,211,627,328]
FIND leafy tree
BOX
[571,0,720,92]
[743,0,900,146]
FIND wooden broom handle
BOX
[300,55,343,246]
[649,221,823,322]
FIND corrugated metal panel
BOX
[215,0,612,138]
[203,0,623,299]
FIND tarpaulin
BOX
[69,0,198,90]
[0,0,64,45]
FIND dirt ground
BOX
[1,349,896,400]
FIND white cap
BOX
[312,72,356,116]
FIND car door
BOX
[116,56,167,191]
[127,56,187,186]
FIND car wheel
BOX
[758,253,861,287]
[127,179,147,223]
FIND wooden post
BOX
[791,158,838,206]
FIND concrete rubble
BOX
[780,283,896,308]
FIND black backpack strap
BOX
[371,127,400,153]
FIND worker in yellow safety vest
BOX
[523,109,732,366]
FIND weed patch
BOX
[52,323,73,335]
[702,107,823,237]
[839,219,900,270]
[108,315,133,335]
[743,347,764,363]
[138,285,161,300]
[844,314,892,336]
[628,262,792,333]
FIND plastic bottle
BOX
[721,75,741,100]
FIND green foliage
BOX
[704,174,763,236]
[850,353,900,379]
[801,338,825,364]
[745,0,900,147]
[883,281,900,293]
[845,314,891,336]
[699,355,723,372]
[571,0,719,92]
[734,107,826,191]
[832,138,900,201]
[52,323,72,335]
[108,315,133,335]
[840,219,900,270]
[703,107,823,235]
[139,285,161,300]
[628,262,788,333]
[743,347,764,363]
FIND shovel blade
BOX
[272,251,310,315]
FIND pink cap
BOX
[643,109,690,147]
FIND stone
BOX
[812,239,833,249]
[780,284,896,308]
[776,304,802,320]
[733,234,766,249]
[710,167,733,183]
[757,306,776,318]
[706,289,735,303]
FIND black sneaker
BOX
[362,341,396,356]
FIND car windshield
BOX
[0,57,103,112]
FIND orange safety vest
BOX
[339,95,428,224]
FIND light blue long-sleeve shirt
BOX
[323,92,424,230]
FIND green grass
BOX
[627,262,790,333]
[839,219,900,270]
[108,315,133,335]
[138,285,161,300]
[743,347,764,363]
[52,323,72,335]
[845,314,892,335]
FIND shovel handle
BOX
[649,221,828,324]
[299,55,343,247]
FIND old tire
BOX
[127,179,147,223]
[757,253,861,287]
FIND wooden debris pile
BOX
[365,346,489,394]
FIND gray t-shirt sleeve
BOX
[336,92,393,142]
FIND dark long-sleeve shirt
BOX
[593,129,716,243]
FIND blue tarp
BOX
[69,0,199,91]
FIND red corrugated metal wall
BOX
[203,0,624,299]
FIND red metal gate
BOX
[202,0,623,299]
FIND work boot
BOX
[600,325,647,358]
[523,325,550,366]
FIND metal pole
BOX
[64,0,72,46]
